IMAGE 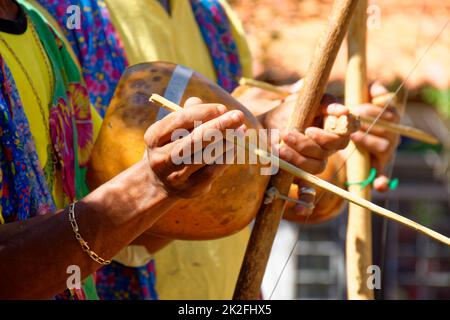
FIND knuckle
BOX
[173,112,189,128]
[377,140,390,154]
[317,160,327,173]
[144,128,157,148]
[280,147,293,162]
[214,116,226,131]
[148,153,164,171]
[309,160,326,174]
[337,136,350,149]
[382,111,396,122]
[169,169,187,183]
[213,104,227,114]
[203,104,225,120]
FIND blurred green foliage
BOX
[420,86,450,119]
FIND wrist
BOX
[84,158,177,232]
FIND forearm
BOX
[0,159,176,299]
[131,232,173,254]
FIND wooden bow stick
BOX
[149,93,450,247]
[345,0,373,300]
[234,0,360,300]
[239,78,439,145]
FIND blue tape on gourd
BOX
[157,64,194,120]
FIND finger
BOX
[322,102,350,117]
[153,126,237,178]
[315,95,340,122]
[352,130,399,159]
[178,136,235,170]
[320,93,338,107]
[353,103,400,123]
[148,145,204,180]
[297,181,316,204]
[281,130,328,160]
[358,122,400,141]
[369,81,389,98]
[184,163,230,196]
[279,145,327,174]
[351,131,394,167]
[165,163,229,198]
[293,180,316,216]
[305,127,350,151]
[175,110,245,154]
[373,175,390,192]
[288,79,304,93]
[145,103,227,147]
[184,97,204,109]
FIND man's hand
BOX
[348,82,401,191]
[264,93,357,217]
[144,97,245,198]
[264,93,357,174]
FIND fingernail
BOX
[272,143,281,152]
[284,133,296,144]
[217,105,227,114]
[281,148,291,160]
[236,124,247,135]
[231,111,242,122]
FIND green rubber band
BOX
[345,168,378,190]
[345,168,400,190]
[389,178,399,190]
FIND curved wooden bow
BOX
[344,0,373,300]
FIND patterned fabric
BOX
[36,0,128,117]
[38,0,242,116]
[0,3,95,299]
[190,0,242,92]
[0,60,55,222]
[95,260,158,300]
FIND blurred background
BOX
[229,0,450,299]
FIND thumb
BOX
[288,79,304,93]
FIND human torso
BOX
[105,0,253,299]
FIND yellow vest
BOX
[106,0,253,299]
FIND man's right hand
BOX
[144,97,245,199]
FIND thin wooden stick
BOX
[345,0,373,300]
[149,95,181,111]
[235,0,361,300]
[239,78,291,97]
[239,78,440,145]
[358,115,439,145]
[149,93,450,247]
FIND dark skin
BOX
[0,0,17,20]
[135,96,357,253]
[0,97,247,299]
[0,0,396,296]
[256,81,401,216]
